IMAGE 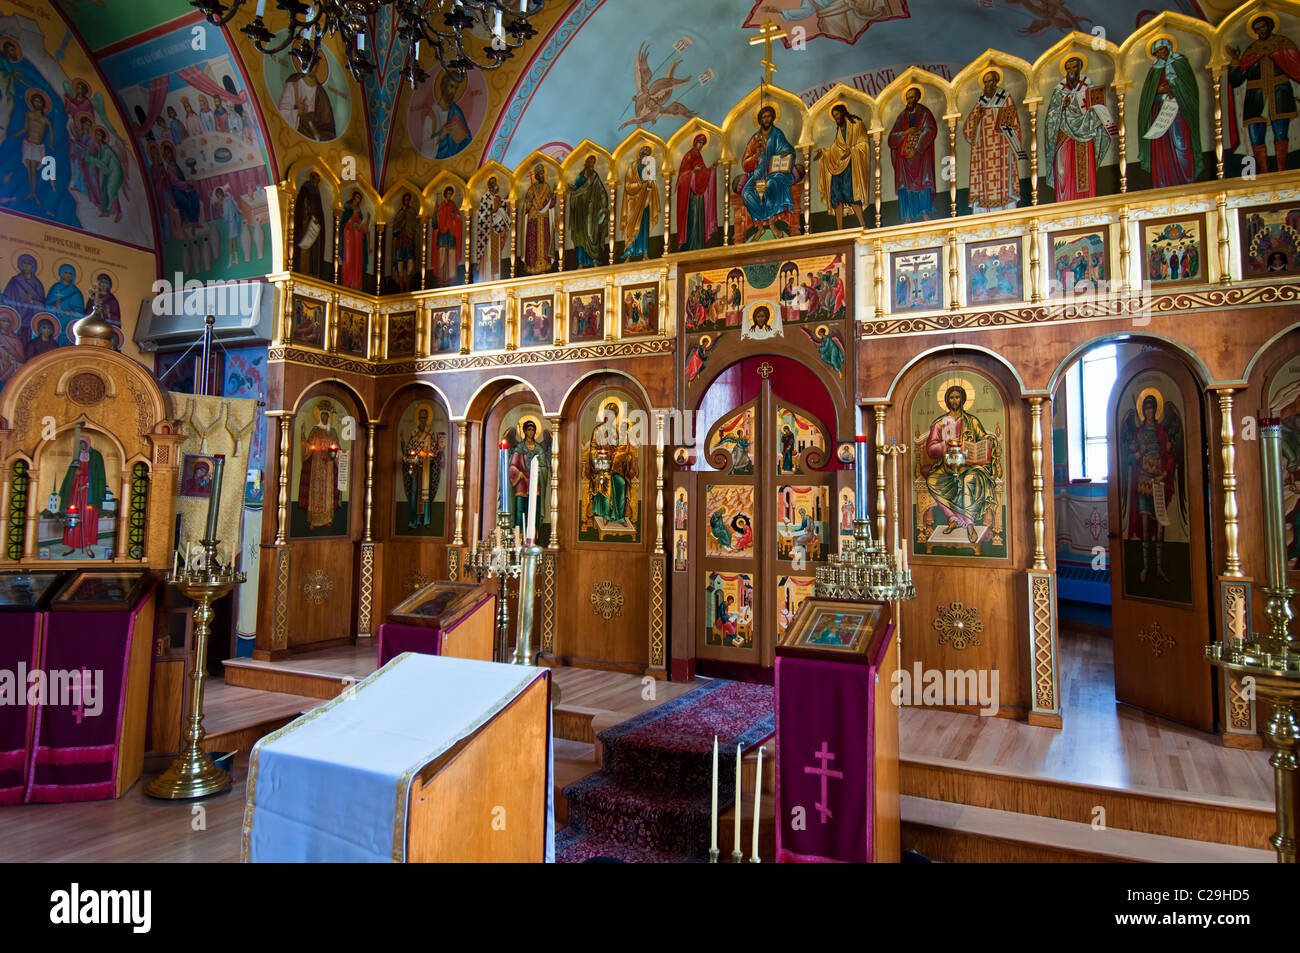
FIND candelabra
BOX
[1205,418,1298,863]
[465,510,525,663]
[816,518,915,602]
[147,456,245,800]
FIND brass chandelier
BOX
[190,0,545,83]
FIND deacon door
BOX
[696,370,835,670]
[1106,350,1214,731]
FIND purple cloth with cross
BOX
[0,612,41,806]
[774,630,892,863]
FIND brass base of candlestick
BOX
[730,849,743,863]
[708,847,719,863]
[147,557,244,800]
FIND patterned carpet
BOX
[557,679,774,863]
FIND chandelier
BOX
[190,1,545,84]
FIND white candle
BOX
[357,32,365,51]
[710,735,718,852]
[733,743,743,854]
[751,745,764,861]
[525,456,538,543]
[255,0,265,16]
[493,10,502,36]
[173,550,179,576]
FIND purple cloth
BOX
[0,612,41,806]
[376,622,445,668]
[774,628,893,863]
[26,582,155,804]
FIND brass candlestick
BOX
[148,455,245,800]
[466,510,524,663]
[1205,419,1298,863]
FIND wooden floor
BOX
[0,628,1275,862]
[898,628,1273,807]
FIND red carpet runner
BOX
[557,679,775,863]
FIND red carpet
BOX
[557,679,774,863]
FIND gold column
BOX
[658,266,669,336]
[607,171,617,263]
[1116,89,1127,193]
[554,282,566,346]
[359,421,377,639]
[604,276,614,341]
[947,230,960,309]
[548,416,561,550]
[1029,218,1041,303]
[506,288,518,350]
[722,161,732,245]
[1219,389,1243,577]
[453,420,468,545]
[284,189,296,273]
[1212,66,1225,180]
[459,293,470,354]
[873,240,884,318]
[332,210,341,285]
[1217,191,1231,285]
[947,116,958,217]
[1119,205,1131,290]
[663,167,674,255]
[1029,102,1039,205]
[269,411,293,545]
[461,203,472,284]
[872,130,883,225]
[507,199,517,279]
[654,410,665,555]
[363,422,376,543]
[557,190,567,273]
[802,145,812,234]
[874,405,887,545]
[419,217,429,290]
[375,224,386,290]
[1029,396,1047,571]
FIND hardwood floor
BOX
[899,627,1274,805]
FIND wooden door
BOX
[1107,351,1214,731]
[695,373,836,669]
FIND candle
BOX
[498,440,510,516]
[173,550,179,576]
[525,456,538,543]
[357,33,365,51]
[854,435,869,523]
[493,9,502,36]
[751,745,764,861]
[710,735,718,853]
[255,0,265,15]
[733,742,743,856]
[204,454,226,542]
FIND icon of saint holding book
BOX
[920,384,999,543]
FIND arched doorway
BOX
[1051,338,1216,732]
[689,355,842,675]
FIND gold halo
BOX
[1249,10,1280,35]
[1059,51,1088,76]
[25,88,47,110]
[515,414,542,441]
[978,65,1004,87]
[313,399,337,423]
[1,38,24,62]
[901,82,925,103]
[814,323,829,339]
[747,300,776,323]
[699,333,713,349]
[753,100,782,127]
[411,400,435,422]
[937,376,976,411]
[1136,386,1164,421]
[1146,33,1179,59]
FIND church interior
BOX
[0,0,1297,868]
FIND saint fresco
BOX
[963,68,1022,214]
[888,85,937,223]
[498,407,552,544]
[395,400,448,538]
[817,103,869,229]
[291,396,350,537]
[1045,54,1114,202]
[1267,355,1300,572]
[733,102,800,241]
[1227,12,1300,174]
[579,392,641,543]
[1138,36,1202,189]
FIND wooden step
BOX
[901,796,1276,863]
[222,658,356,700]
[901,755,1275,851]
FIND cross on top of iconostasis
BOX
[748,16,787,85]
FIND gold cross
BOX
[757,361,774,379]
[748,16,786,85]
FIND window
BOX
[1066,344,1118,481]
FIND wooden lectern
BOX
[244,653,553,863]
[377,580,496,666]
[774,597,899,863]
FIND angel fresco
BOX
[622,43,696,131]
[1118,389,1185,587]
[1138,37,1202,189]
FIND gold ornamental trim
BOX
[933,601,983,651]
[1137,619,1175,657]
[358,543,374,636]
[269,336,674,377]
[1030,574,1056,712]
[303,568,334,606]
[590,580,624,621]
[541,551,556,655]
[649,556,666,670]
[860,282,1300,337]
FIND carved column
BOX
[548,416,561,550]
[458,293,470,354]
[1119,204,1132,290]
[461,204,473,284]
[607,171,617,263]
[284,189,296,273]
[506,288,517,350]
[1029,218,1042,303]
[802,145,812,234]
[654,410,665,555]
[507,199,517,279]
[1029,396,1047,570]
[874,405,887,545]
[453,420,468,545]
[1217,191,1231,285]
[418,217,429,290]
[554,282,566,346]
[662,167,673,255]
[722,161,732,245]
[873,240,885,318]
[872,130,883,225]
[269,411,293,545]
[947,115,958,216]
[1212,66,1225,179]
[604,276,615,341]
[332,210,342,285]
[1219,389,1243,577]
[1028,102,1040,205]
[947,230,960,309]
[556,190,567,273]
[1116,89,1127,193]
[358,421,377,638]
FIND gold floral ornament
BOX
[1137,619,1175,657]
[404,571,430,595]
[303,569,334,606]
[933,601,983,650]
[590,580,624,620]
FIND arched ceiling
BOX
[50,0,1250,200]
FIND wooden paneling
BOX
[442,598,495,661]
[405,675,549,862]
[148,658,186,754]
[874,636,901,863]
[117,592,157,797]
[287,538,355,647]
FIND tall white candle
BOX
[526,456,539,543]
[751,746,764,861]
[710,735,718,852]
[733,743,743,854]
[255,0,266,16]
